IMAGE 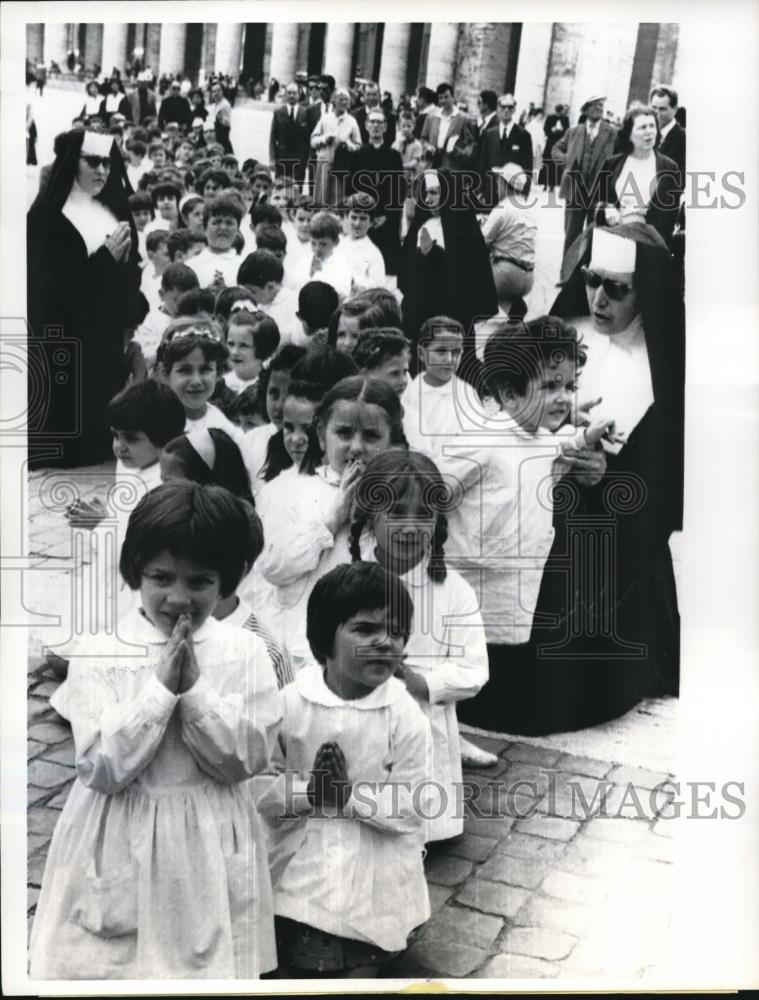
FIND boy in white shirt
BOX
[336,192,387,294]
[135,262,199,369]
[238,249,301,347]
[289,211,352,300]
[186,194,244,289]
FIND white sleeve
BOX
[179,636,282,783]
[422,577,490,706]
[53,664,178,795]
[257,481,336,586]
[344,704,433,836]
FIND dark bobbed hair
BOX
[306,561,413,665]
[179,194,205,221]
[157,313,229,370]
[260,378,325,482]
[350,449,455,582]
[298,281,339,331]
[351,328,411,371]
[151,181,182,207]
[166,231,201,263]
[196,168,230,196]
[250,202,283,228]
[106,379,186,446]
[291,342,359,392]
[162,428,253,504]
[237,248,284,287]
[204,193,243,226]
[482,315,586,399]
[255,224,287,253]
[618,102,660,155]
[119,481,250,598]
[176,287,216,316]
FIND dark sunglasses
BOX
[80,155,111,169]
[499,103,516,110]
[582,267,634,300]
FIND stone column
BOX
[455,23,518,109]
[145,24,162,76]
[652,23,680,90]
[544,23,583,119]
[269,23,299,84]
[512,21,553,109]
[158,23,187,76]
[424,22,458,88]
[26,24,45,65]
[378,22,411,99]
[323,23,354,88]
[296,25,311,74]
[571,23,637,123]
[101,23,129,75]
[43,23,69,68]
[214,22,244,77]
[83,24,103,75]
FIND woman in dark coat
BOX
[597,104,681,244]
[399,169,497,381]
[27,129,144,469]
[524,223,683,733]
[98,78,132,124]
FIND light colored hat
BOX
[589,227,636,273]
[81,131,114,156]
[491,162,528,192]
[581,95,606,111]
[191,116,206,129]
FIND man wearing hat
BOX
[552,96,618,281]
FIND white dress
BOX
[255,467,351,661]
[29,611,282,980]
[401,374,492,460]
[357,544,489,841]
[255,663,432,951]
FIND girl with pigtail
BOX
[348,449,489,843]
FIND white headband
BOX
[81,131,114,157]
[589,228,636,273]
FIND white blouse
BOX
[615,153,657,223]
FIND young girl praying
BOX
[29,482,282,980]
[349,449,489,842]
[256,562,432,977]
[256,375,407,661]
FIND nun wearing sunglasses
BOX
[27,129,145,469]
[520,222,685,734]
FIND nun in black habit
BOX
[27,129,144,469]
[461,222,684,735]
[399,169,497,381]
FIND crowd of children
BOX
[32,112,624,982]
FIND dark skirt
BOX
[457,544,679,737]
[274,916,400,975]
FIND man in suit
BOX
[477,93,533,208]
[355,81,396,146]
[413,86,437,139]
[158,81,192,129]
[650,85,686,191]
[351,108,404,274]
[552,95,618,281]
[420,82,476,174]
[475,89,499,140]
[126,78,157,125]
[270,81,311,183]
